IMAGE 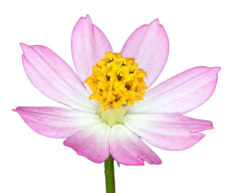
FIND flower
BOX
[14,15,220,166]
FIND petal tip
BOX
[18,42,25,50]
[85,14,91,20]
[20,43,30,53]
[216,66,223,74]
[9,108,15,112]
[151,18,160,24]
[20,42,26,47]
[13,107,23,113]
[71,14,93,27]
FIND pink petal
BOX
[124,113,213,151]
[64,123,111,163]
[14,107,101,138]
[71,15,113,84]
[110,124,161,165]
[21,43,97,113]
[128,66,221,114]
[121,19,169,87]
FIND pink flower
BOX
[14,15,220,166]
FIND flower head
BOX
[14,15,220,165]
[85,52,148,110]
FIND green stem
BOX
[104,155,115,193]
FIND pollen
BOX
[84,52,148,111]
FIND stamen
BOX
[130,67,137,74]
[106,72,111,81]
[119,58,126,66]
[117,71,123,81]
[125,82,131,90]
[115,95,121,102]
[108,53,115,63]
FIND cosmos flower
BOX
[14,15,220,166]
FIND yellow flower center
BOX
[84,52,148,111]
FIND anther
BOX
[106,73,111,81]
[120,59,126,66]
[129,68,136,74]
[108,53,115,63]
[115,96,121,102]
[117,71,123,81]
[125,82,131,90]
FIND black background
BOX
[5,9,225,193]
